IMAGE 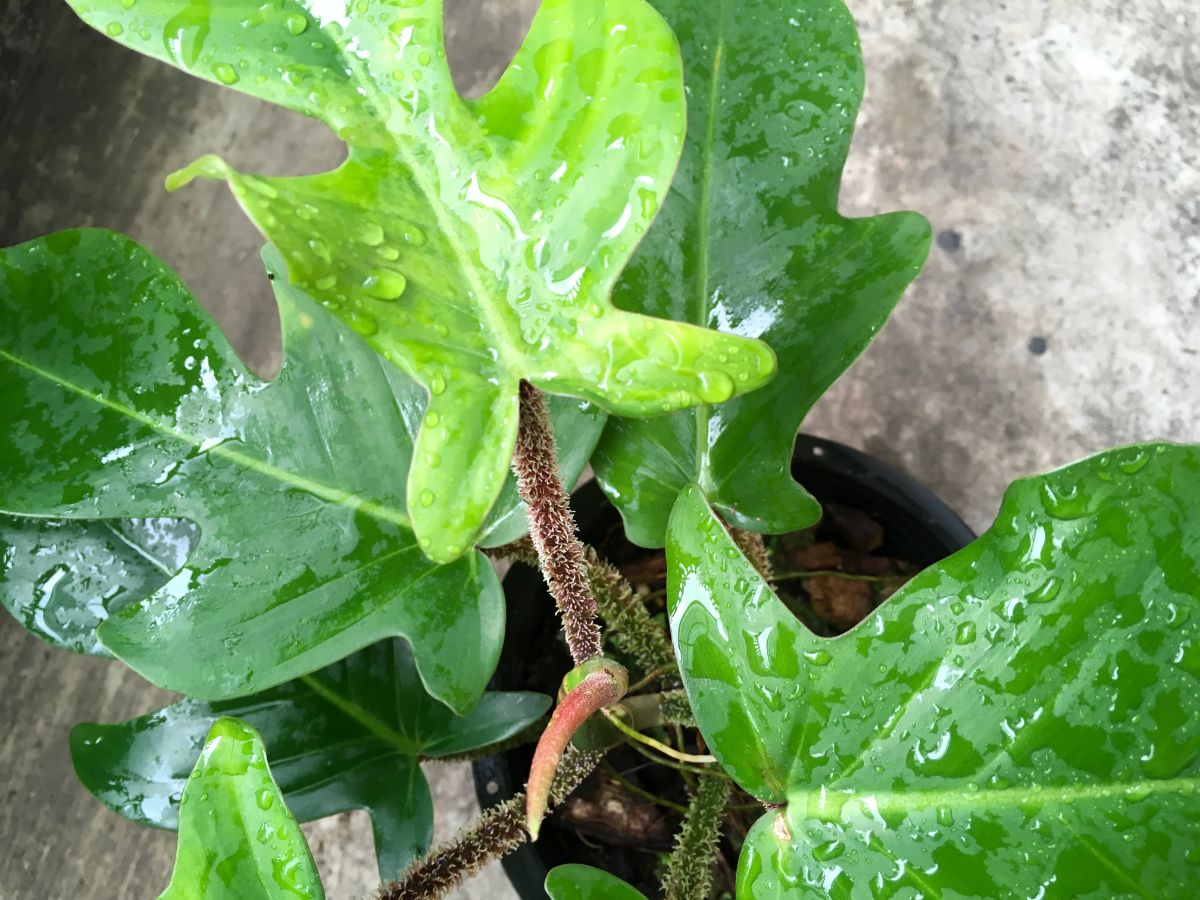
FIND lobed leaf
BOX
[159,717,324,900]
[0,229,505,711]
[668,444,1200,897]
[73,638,549,880]
[594,0,931,547]
[67,0,778,563]
[544,865,648,900]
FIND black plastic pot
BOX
[473,434,975,899]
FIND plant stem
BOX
[490,536,677,678]
[662,775,731,900]
[601,708,717,765]
[377,747,602,900]
[582,545,678,676]
[511,381,602,664]
[603,762,691,816]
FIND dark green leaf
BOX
[595,0,931,547]
[545,865,648,900]
[668,445,1200,897]
[73,638,550,880]
[0,229,501,712]
[0,515,194,655]
[68,0,778,563]
[159,717,324,900]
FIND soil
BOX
[503,501,921,898]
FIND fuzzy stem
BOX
[512,382,602,664]
[489,535,676,678]
[526,660,629,839]
[658,689,697,727]
[582,545,677,676]
[662,775,732,900]
[377,747,602,900]
[730,526,775,582]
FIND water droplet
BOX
[812,839,845,861]
[429,374,446,395]
[255,788,274,811]
[212,62,240,85]
[936,806,955,826]
[286,14,308,36]
[803,649,832,666]
[955,622,976,645]
[426,411,441,427]
[106,22,124,36]
[419,490,435,508]
[1027,576,1062,604]
[696,369,735,404]
[314,275,337,291]
[362,268,407,300]
[348,310,379,337]
[359,222,385,246]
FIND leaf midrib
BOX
[0,348,410,528]
[693,0,727,491]
[299,673,424,757]
[789,774,1198,820]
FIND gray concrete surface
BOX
[1,1,1196,898]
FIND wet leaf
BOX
[159,717,324,900]
[545,864,648,900]
[594,0,931,547]
[68,0,778,563]
[0,516,195,656]
[73,638,549,880]
[0,229,504,712]
[667,445,1200,897]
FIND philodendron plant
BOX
[2,0,1196,898]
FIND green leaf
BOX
[72,638,549,880]
[0,229,502,712]
[593,0,931,547]
[667,445,1200,897]
[159,717,324,900]
[545,865,648,900]
[67,0,778,564]
[0,515,195,655]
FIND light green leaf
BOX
[594,0,930,547]
[68,0,778,563]
[0,229,499,712]
[72,638,549,880]
[668,445,1200,897]
[159,717,324,900]
[545,865,648,900]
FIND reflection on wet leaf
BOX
[668,444,1200,897]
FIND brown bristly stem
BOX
[487,537,677,679]
[730,526,775,582]
[512,380,602,664]
[582,544,677,676]
[526,660,629,840]
[601,708,717,765]
[377,747,601,900]
[662,775,732,900]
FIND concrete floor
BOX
[1,1,1196,898]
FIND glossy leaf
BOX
[0,229,503,712]
[73,638,549,880]
[159,717,324,900]
[544,865,648,900]
[68,0,778,563]
[594,0,931,547]
[0,515,195,655]
[667,445,1200,897]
